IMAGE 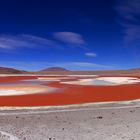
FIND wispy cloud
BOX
[0,35,30,49]
[0,34,56,50]
[0,33,88,51]
[64,62,112,70]
[53,32,86,47]
[115,0,140,45]
[0,61,114,71]
[21,34,56,47]
[85,52,97,57]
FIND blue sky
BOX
[0,0,140,71]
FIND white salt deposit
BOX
[0,90,26,96]
[97,77,140,84]
[61,77,140,86]
[37,77,72,81]
[0,86,56,96]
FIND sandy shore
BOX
[0,102,140,140]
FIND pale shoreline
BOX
[0,98,139,112]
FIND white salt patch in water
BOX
[0,86,57,96]
[97,77,140,84]
[38,78,61,81]
[37,77,72,81]
[61,77,140,86]
[0,90,26,96]
[37,76,97,82]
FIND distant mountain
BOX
[129,68,140,71]
[40,67,69,72]
[0,67,27,74]
[1,66,140,76]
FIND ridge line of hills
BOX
[0,66,140,76]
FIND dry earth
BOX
[0,103,140,140]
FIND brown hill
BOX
[34,69,140,76]
[129,68,140,71]
[0,67,27,74]
[1,66,140,76]
[40,67,69,72]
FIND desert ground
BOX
[0,74,140,139]
[0,103,140,140]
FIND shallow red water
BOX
[0,76,140,106]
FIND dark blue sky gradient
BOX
[0,0,139,70]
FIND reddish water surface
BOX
[0,76,140,106]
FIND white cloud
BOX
[53,32,86,45]
[0,33,87,50]
[85,52,97,57]
[21,34,56,46]
[115,0,140,45]
[68,62,110,68]
[0,36,29,49]
[0,34,56,50]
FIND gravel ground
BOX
[0,103,140,140]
